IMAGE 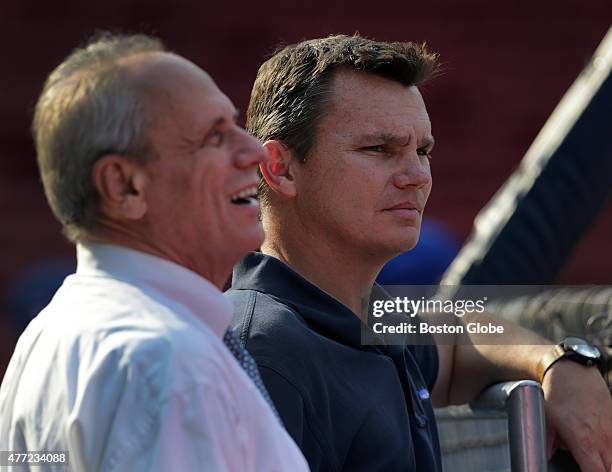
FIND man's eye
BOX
[364,145,386,153]
[417,148,433,159]
[205,129,224,147]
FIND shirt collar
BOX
[76,242,232,338]
[231,252,383,349]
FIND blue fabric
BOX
[222,329,282,421]
[7,257,74,331]
[377,220,459,285]
[227,252,442,472]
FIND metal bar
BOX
[473,380,547,472]
[506,381,547,472]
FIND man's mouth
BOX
[384,201,422,212]
[230,185,258,205]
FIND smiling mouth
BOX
[230,186,258,205]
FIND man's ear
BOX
[260,140,297,198]
[92,155,148,221]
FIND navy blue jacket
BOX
[227,253,442,471]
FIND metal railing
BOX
[472,380,547,472]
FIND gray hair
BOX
[33,32,165,242]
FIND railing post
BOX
[473,380,548,472]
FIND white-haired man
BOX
[0,34,308,472]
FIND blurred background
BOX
[1,0,610,376]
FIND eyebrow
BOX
[360,133,409,146]
[421,136,435,150]
[208,108,239,129]
[359,133,435,149]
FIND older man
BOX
[0,34,308,471]
[227,35,612,471]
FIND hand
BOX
[542,360,612,471]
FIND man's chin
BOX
[381,236,420,258]
[235,227,265,255]
[389,229,420,250]
[365,238,419,265]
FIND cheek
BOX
[416,162,433,205]
[342,172,384,222]
[300,153,383,215]
[424,177,433,202]
[193,163,225,207]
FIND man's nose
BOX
[392,156,432,189]
[234,128,268,168]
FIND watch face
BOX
[564,337,601,359]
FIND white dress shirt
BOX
[0,243,309,472]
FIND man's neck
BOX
[261,214,385,321]
[86,223,232,290]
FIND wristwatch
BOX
[537,336,604,383]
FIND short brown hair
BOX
[247,34,438,207]
[33,32,165,242]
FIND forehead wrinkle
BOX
[346,105,432,142]
[324,71,433,148]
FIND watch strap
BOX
[537,344,568,383]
